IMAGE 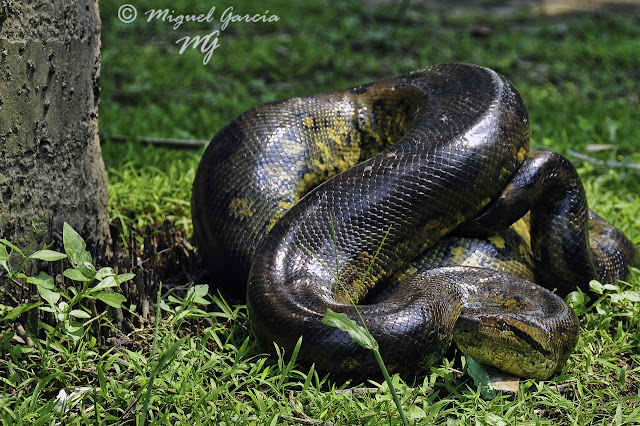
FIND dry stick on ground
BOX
[82,311,107,329]
[334,387,381,397]
[102,134,208,148]
[567,150,640,171]
[286,391,336,426]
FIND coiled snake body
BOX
[192,63,635,380]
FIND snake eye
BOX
[452,311,559,379]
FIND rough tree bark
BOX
[0,0,109,256]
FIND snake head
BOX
[453,306,579,380]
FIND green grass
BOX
[2,0,640,424]
[103,141,199,237]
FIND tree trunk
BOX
[0,0,109,256]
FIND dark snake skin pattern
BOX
[192,63,635,380]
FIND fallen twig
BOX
[102,133,208,148]
[567,150,640,171]
[287,391,335,426]
[83,311,107,329]
[334,387,380,397]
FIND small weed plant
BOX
[0,223,131,342]
[0,224,217,423]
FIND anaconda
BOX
[191,63,635,381]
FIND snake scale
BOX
[192,63,635,381]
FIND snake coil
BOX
[192,63,635,381]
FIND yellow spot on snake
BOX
[302,115,314,129]
[511,217,531,247]
[312,158,327,172]
[488,235,506,249]
[394,240,411,255]
[278,200,294,210]
[478,197,492,209]
[415,219,452,252]
[266,216,279,232]
[450,246,467,263]
[327,124,348,146]
[517,147,527,163]
[460,257,483,269]
[499,167,511,180]
[229,198,254,219]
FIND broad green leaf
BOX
[2,302,42,321]
[64,321,84,342]
[27,271,55,289]
[622,291,640,302]
[0,243,8,261]
[589,280,605,295]
[81,262,97,282]
[29,272,60,306]
[64,268,89,282]
[485,412,507,425]
[0,243,10,273]
[565,290,589,316]
[90,276,117,292]
[70,309,91,319]
[187,284,210,305]
[63,223,94,278]
[404,405,427,421]
[610,291,640,304]
[95,267,116,280]
[94,291,126,308]
[0,239,24,256]
[30,249,67,262]
[193,284,209,297]
[322,308,378,351]
[117,273,135,283]
[63,223,87,264]
[465,356,498,399]
[159,299,173,313]
[38,286,61,307]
